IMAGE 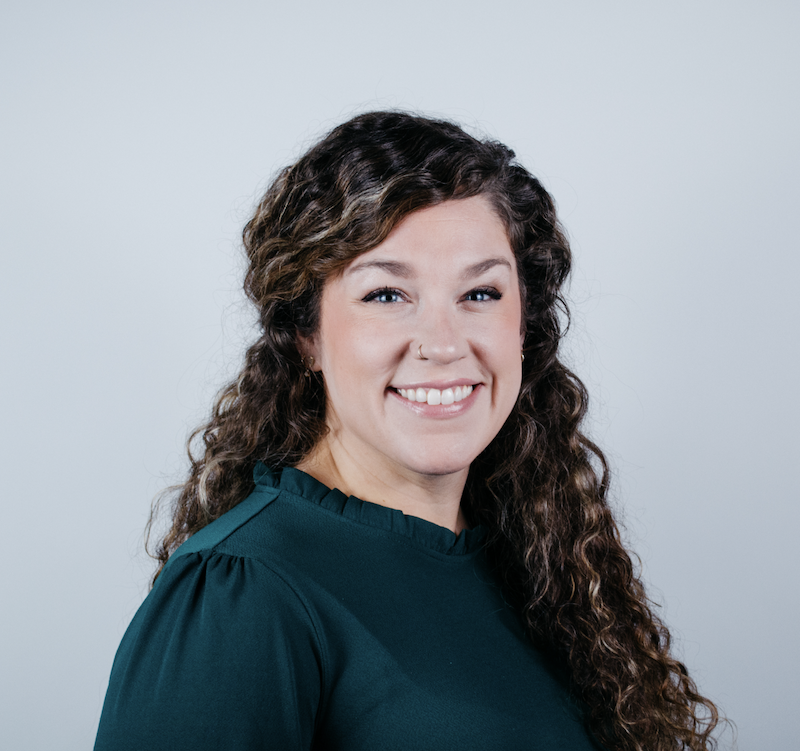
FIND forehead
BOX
[344,196,514,276]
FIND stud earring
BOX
[521,352,525,362]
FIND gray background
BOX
[2,2,797,749]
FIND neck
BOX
[295,437,469,535]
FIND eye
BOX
[463,287,502,303]
[362,287,405,304]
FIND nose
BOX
[413,303,468,364]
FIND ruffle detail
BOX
[253,462,486,557]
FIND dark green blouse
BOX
[95,465,603,750]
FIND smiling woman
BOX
[95,112,723,751]
[296,198,523,531]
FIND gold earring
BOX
[302,355,315,377]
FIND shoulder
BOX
[97,541,324,750]
[170,478,281,561]
[145,546,325,663]
[150,469,339,638]
[165,463,366,584]
[113,498,330,703]
[154,478,322,626]
[166,466,316,570]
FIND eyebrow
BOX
[347,257,513,279]
[347,260,413,278]
[463,257,513,278]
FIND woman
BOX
[95,111,722,750]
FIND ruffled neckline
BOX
[254,462,486,557]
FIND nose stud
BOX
[417,344,428,361]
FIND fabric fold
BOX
[253,462,486,556]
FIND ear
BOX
[297,333,321,372]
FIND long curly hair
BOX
[150,111,723,750]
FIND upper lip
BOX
[389,380,479,390]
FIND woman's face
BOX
[306,195,523,483]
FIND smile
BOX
[395,385,474,406]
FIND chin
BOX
[399,448,477,479]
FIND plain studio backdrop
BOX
[1,2,797,749]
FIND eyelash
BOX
[464,287,502,302]
[362,287,405,304]
[361,286,502,304]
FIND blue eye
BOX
[363,287,403,303]
[464,287,502,302]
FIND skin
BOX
[297,195,523,534]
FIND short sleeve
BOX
[94,551,324,750]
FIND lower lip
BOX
[387,385,481,417]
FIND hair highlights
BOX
[149,111,723,750]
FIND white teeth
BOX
[396,385,473,405]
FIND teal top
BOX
[95,465,603,750]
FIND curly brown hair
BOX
[150,111,723,750]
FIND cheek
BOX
[488,295,524,350]
[318,308,399,392]
[493,301,524,398]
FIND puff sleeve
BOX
[94,551,324,750]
